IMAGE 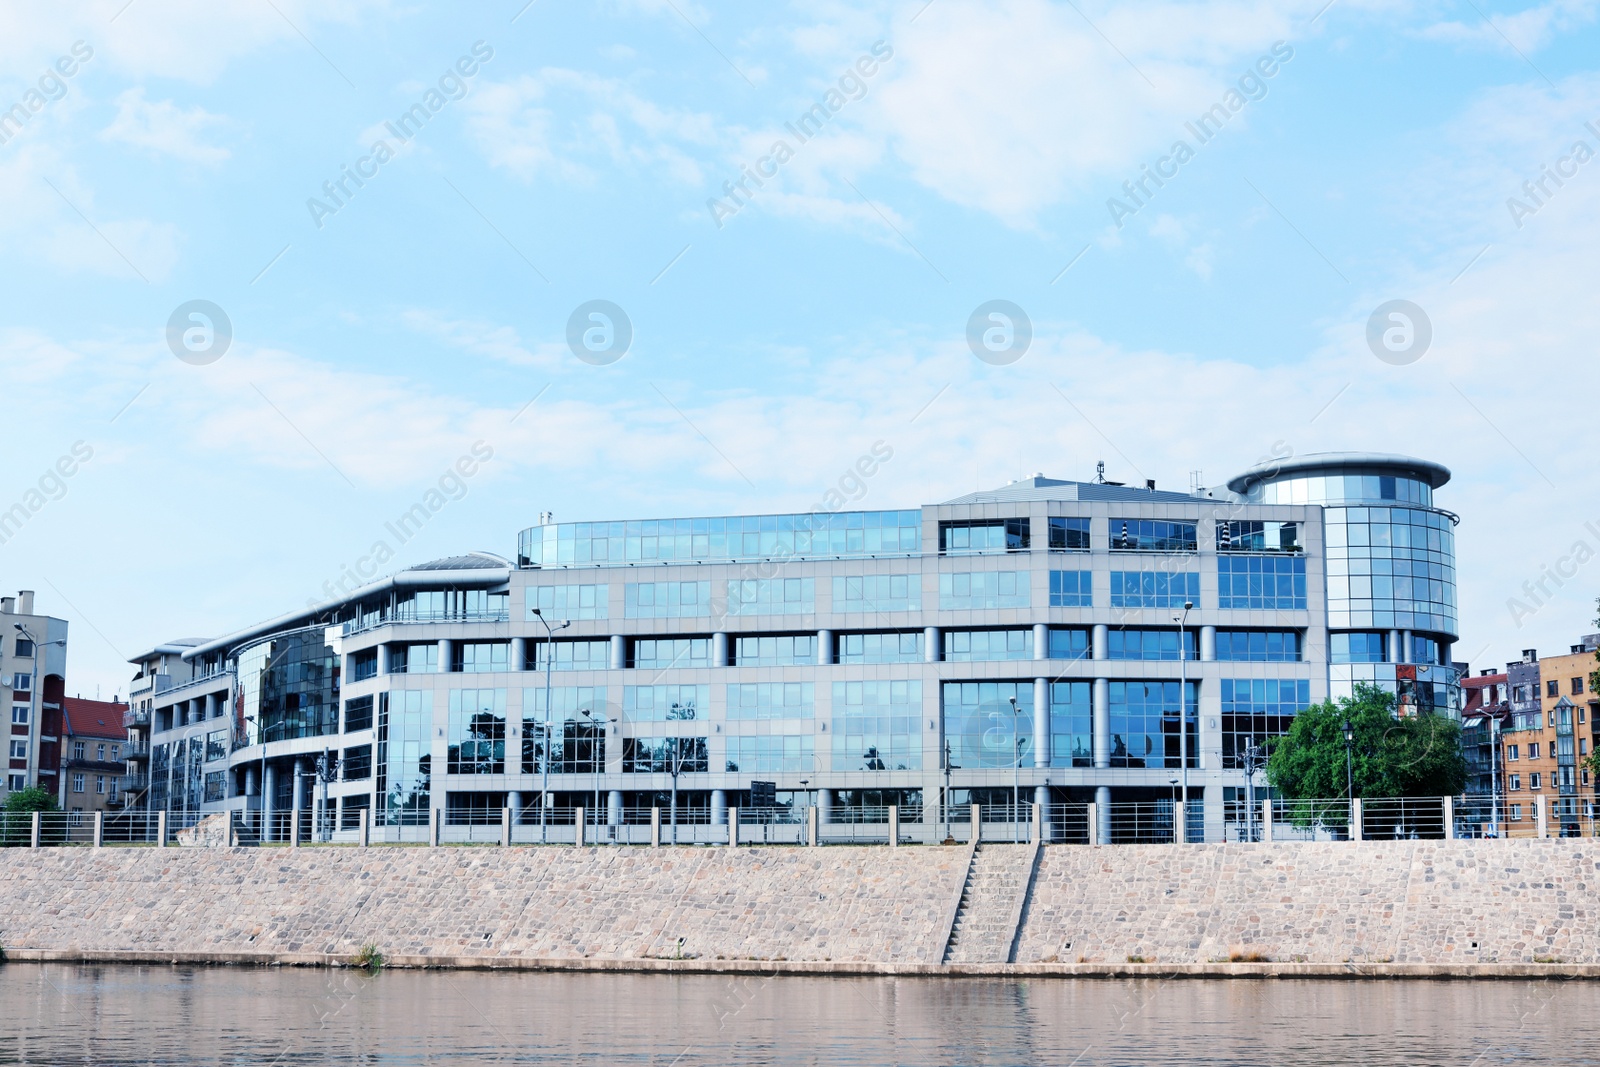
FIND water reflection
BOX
[2,964,1597,1065]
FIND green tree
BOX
[1,786,60,846]
[1267,684,1467,801]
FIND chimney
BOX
[1145,479,1156,491]
[17,590,33,615]
[0,597,12,615]
[1573,645,1584,655]
[1522,648,1538,663]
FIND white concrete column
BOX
[1402,630,1414,664]
[816,629,833,666]
[1536,794,1549,838]
[609,634,626,670]
[428,806,440,846]
[1035,784,1050,841]
[1086,801,1099,845]
[1092,623,1108,661]
[712,632,729,667]
[511,637,527,672]
[1092,678,1110,768]
[1033,677,1049,768]
[244,765,258,798]
[924,626,940,663]
[1387,630,1402,664]
[1094,786,1111,844]
[729,808,740,847]
[1032,623,1048,661]
[1174,801,1186,844]
[93,810,104,848]
[375,643,390,676]
[888,804,899,847]
[711,788,727,826]
[818,788,832,824]
[508,790,523,825]
[501,806,511,846]
[438,638,454,673]
[1262,798,1273,843]
[204,692,220,720]
[30,810,40,848]
[608,789,623,826]
[262,763,276,841]
[1200,625,1216,662]
[970,802,982,844]
[1350,798,1363,841]
[156,810,167,847]
[807,804,819,847]
[358,808,370,847]
[650,806,661,847]
[1443,795,1456,840]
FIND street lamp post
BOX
[941,742,957,844]
[1175,602,1193,830]
[1343,717,1356,838]
[530,609,571,843]
[579,708,618,842]
[664,700,696,845]
[1007,697,1029,844]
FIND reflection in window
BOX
[1216,521,1301,553]
[1214,631,1302,662]
[1048,628,1089,661]
[1050,681,1092,768]
[623,737,708,773]
[734,634,817,666]
[1220,679,1310,769]
[726,735,814,773]
[1110,571,1199,608]
[1107,629,1196,661]
[726,682,814,720]
[630,638,709,670]
[836,631,923,664]
[1049,570,1092,606]
[832,680,921,771]
[1048,517,1091,551]
[447,689,506,774]
[939,571,1029,610]
[1217,556,1306,609]
[1108,681,1196,769]
[943,629,1033,662]
[939,519,1029,553]
[1331,632,1387,663]
[942,681,1034,769]
[1110,520,1197,552]
[833,574,920,612]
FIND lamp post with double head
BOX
[530,608,571,843]
[579,707,618,841]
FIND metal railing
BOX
[10,796,1591,848]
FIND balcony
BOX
[123,706,150,728]
[124,740,150,762]
[121,771,149,794]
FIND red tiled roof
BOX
[61,696,129,740]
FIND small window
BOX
[10,739,28,760]
[71,773,85,793]
[1574,677,1585,695]
[1548,680,1560,698]
[1531,772,1542,790]
[15,638,34,657]
[95,776,105,794]
[1529,742,1540,760]
[1582,738,1589,756]
[96,743,105,761]
[1507,745,1519,761]
[72,741,86,761]
[1511,803,1523,821]
[6,773,24,792]
[1047,517,1091,551]
[12,673,31,692]
[1510,774,1521,791]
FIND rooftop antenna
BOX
[1094,460,1107,484]
[1189,470,1204,494]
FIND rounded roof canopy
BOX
[1226,451,1451,495]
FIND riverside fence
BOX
[3,794,1588,848]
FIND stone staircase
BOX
[942,843,1038,964]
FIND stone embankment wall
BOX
[0,841,1595,971]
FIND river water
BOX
[3,964,1598,1065]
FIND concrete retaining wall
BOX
[1,840,1595,972]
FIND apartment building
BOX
[0,590,68,800]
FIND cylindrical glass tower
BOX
[1227,452,1460,717]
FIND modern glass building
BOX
[124,451,1461,844]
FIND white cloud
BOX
[466,70,720,184]
[859,0,1311,225]
[100,88,229,164]
[1420,0,1599,54]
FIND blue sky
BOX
[2,0,1599,699]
